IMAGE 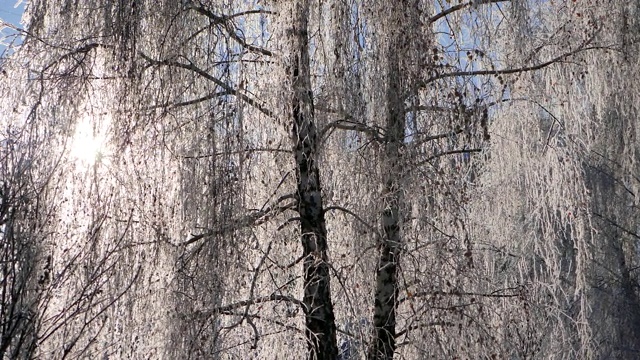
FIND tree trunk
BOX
[369,47,404,360]
[289,1,338,359]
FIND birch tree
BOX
[285,0,339,358]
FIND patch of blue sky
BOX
[205,1,272,145]
[403,2,511,146]
[0,1,25,58]
[430,1,512,110]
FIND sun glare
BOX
[69,116,110,167]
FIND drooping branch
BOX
[428,0,511,24]
[181,147,291,160]
[139,52,275,118]
[398,287,523,304]
[319,118,384,142]
[412,148,482,169]
[36,42,107,79]
[226,9,278,20]
[324,205,381,239]
[407,127,465,143]
[394,322,455,339]
[195,294,307,317]
[422,42,605,86]
[316,105,384,141]
[180,199,296,246]
[143,90,231,110]
[187,6,274,56]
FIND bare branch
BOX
[196,294,307,317]
[412,148,482,169]
[143,90,231,110]
[319,118,384,142]
[429,0,511,24]
[140,52,274,118]
[399,287,523,304]
[316,105,384,141]
[422,43,604,86]
[180,200,296,246]
[324,205,381,239]
[592,212,640,240]
[188,6,273,56]
[407,127,465,143]
[182,147,291,160]
[226,9,278,19]
[395,322,455,339]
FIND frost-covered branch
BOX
[187,5,273,56]
[399,287,523,304]
[319,118,384,142]
[428,0,511,24]
[140,53,274,118]
[143,90,231,110]
[180,199,296,246]
[411,148,482,169]
[324,205,381,239]
[195,294,306,317]
[181,147,291,160]
[422,42,605,85]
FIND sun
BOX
[69,116,110,167]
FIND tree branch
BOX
[319,118,384,142]
[196,294,307,317]
[412,148,482,168]
[407,127,465,143]
[429,0,510,24]
[395,322,454,339]
[324,205,380,238]
[422,43,603,86]
[592,211,640,240]
[140,52,274,118]
[226,9,278,19]
[399,287,523,304]
[143,90,231,110]
[188,6,273,56]
[182,147,291,160]
[180,200,295,246]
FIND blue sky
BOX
[0,1,26,56]
[0,1,23,24]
